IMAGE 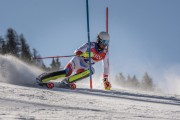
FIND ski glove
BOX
[103,78,111,90]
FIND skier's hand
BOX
[103,78,111,90]
[80,52,94,58]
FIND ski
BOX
[36,80,76,90]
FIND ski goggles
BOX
[100,39,109,46]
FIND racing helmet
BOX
[96,31,110,47]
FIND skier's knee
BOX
[76,69,85,74]
[64,63,73,77]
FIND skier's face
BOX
[99,44,106,49]
[99,39,109,49]
[101,40,109,46]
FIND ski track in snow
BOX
[0,55,180,120]
[0,83,180,120]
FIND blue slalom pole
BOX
[86,0,93,89]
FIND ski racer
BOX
[37,31,111,90]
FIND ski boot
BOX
[58,79,76,90]
[36,82,55,89]
[36,73,55,89]
[36,72,48,83]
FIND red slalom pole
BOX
[106,7,109,33]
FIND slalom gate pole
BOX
[106,7,109,33]
[86,0,93,89]
[106,5,110,81]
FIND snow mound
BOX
[0,55,43,86]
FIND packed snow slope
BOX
[1,82,180,120]
[0,55,180,120]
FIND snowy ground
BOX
[0,55,180,120]
[0,82,180,120]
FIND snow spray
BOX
[161,65,180,95]
[0,55,43,86]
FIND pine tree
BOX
[115,72,126,87]
[131,75,140,89]
[55,58,61,70]
[32,48,46,69]
[126,75,132,88]
[19,34,32,63]
[51,58,57,71]
[6,28,19,56]
[1,28,47,70]
[1,41,7,55]
[0,36,4,54]
[141,72,154,91]
[50,58,61,71]
[32,48,38,60]
[32,48,39,65]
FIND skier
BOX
[37,31,111,90]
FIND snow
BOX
[0,55,180,120]
[0,83,180,120]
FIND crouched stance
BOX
[37,31,111,90]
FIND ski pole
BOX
[33,52,94,59]
[33,55,76,59]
